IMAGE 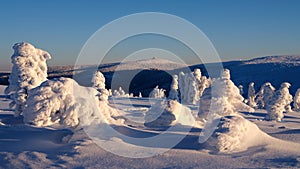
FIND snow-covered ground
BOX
[1,84,300,168]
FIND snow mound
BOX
[23,77,123,128]
[144,100,195,127]
[207,115,270,153]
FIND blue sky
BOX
[1,0,300,70]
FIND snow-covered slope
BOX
[1,83,300,168]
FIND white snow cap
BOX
[5,42,51,116]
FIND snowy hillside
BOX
[1,84,300,168]
[100,57,187,72]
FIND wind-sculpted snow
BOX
[144,100,195,127]
[206,115,270,153]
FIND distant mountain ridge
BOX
[1,55,300,97]
[243,55,300,65]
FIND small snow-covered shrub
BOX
[168,75,179,101]
[178,72,186,102]
[247,82,257,108]
[149,86,165,99]
[238,85,244,96]
[113,87,127,97]
[5,42,51,116]
[266,82,292,121]
[293,88,300,111]
[92,71,109,102]
[23,78,122,128]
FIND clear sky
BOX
[1,0,300,70]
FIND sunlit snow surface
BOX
[1,85,300,168]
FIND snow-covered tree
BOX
[247,82,257,108]
[178,72,185,102]
[113,87,126,97]
[177,69,209,104]
[92,70,108,102]
[149,86,165,99]
[238,85,244,96]
[168,75,179,101]
[187,80,198,104]
[23,77,122,127]
[92,70,106,90]
[199,76,210,98]
[139,92,142,98]
[199,69,254,120]
[266,82,292,121]
[293,88,300,111]
[5,42,51,116]
[255,82,275,109]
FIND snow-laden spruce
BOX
[113,87,128,97]
[247,82,257,108]
[266,82,293,121]
[149,86,166,99]
[92,70,109,102]
[23,77,122,128]
[177,68,210,104]
[238,85,244,96]
[199,69,254,120]
[293,88,300,111]
[5,42,51,116]
[168,75,179,101]
[255,82,275,109]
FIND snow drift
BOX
[206,115,270,153]
[206,115,300,154]
[144,100,195,127]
